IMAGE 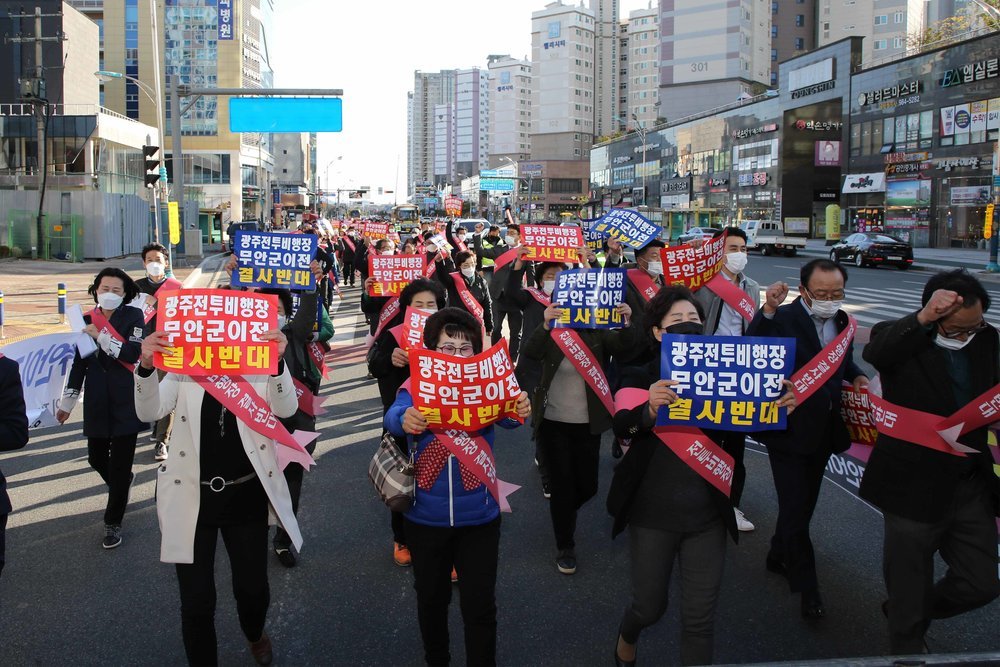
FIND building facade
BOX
[817,0,924,65]
[408,69,456,198]
[487,55,532,167]
[454,68,490,184]
[771,0,817,86]
[624,4,660,129]
[591,0,620,138]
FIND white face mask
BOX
[460,266,475,278]
[809,299,842,319]
[542,280,556,295]
[426,245,438,254]
[504,235,516,246]
[417,306,437,315]
[146,261,166,278]
[935,332,975,351]
[382,251,395,256]
[276,315,287,329]
[645,260,663,277]
[725,252,748,274]
[97,292,123,310]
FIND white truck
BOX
[740,220,807,257]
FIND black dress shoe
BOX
[801,589,825,619]
[614,633,636,667]
[765,555,788,576]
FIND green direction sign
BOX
[229,97,342,132]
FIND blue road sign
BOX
[229,97,343,132]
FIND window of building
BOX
[874,39,887,50]
[795,15,804,26]
[894,11,904,23]
[772,1,778,13]
[875,15,887,25]
[771,48,777,61]
[772,25,778,37]
[550,178,583,194]
[795,37,804,49]
[893,36,903,48]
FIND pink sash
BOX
[195,374,318,471]
[342,236,356,253]
[492,247,520,270]
[525,288,551,308]
[789,315,857,402]
[550,328,615,415]
[627,269,659,303]
[88,308,138,372]
[450,272,485,323]
[291,377,327,417]
[369,297,402,348]
[307,341,329,380]
[704,273,756,323]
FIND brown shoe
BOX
[249,631,273,665]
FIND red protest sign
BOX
[363,221,390,240]
[411,340,523,431]
[840,383,879,447]
[155,288,278,376]
[444,196,463,216]
[660,233,727,290]
[368,254,426,296]
[400,306,431,351]
[521,224,583,263]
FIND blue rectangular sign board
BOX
[231,231,317,290]
[480,178,515,192]
[593,208,662,249]
[229,97,343,133]
[551,268,626,329]
[658,334,795,432]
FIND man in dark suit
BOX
[0,355,30,577]
[861,270,1000,654]
[746,258,868,619]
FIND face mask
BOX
[460,266,475,278]
[417,307,438,315]
[97,292,123,310]
[809,299,842,319]
[935,332,975,351]
[665,321,704,336]
[426,245,437,254]
[504,235,516,246]
[645,260,663,276]
[725,252,748,274]
[146,261,166,278]
[542,280,556,295]
[382,251,395,256]
[276,315,287,329]
[457,235,467,243]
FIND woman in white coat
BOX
[135,329,301,667]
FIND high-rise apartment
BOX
[530,1,596,160]
[454,68,490,183]
[625,4,659,128]
[817,0,924,64]
[408,70,456,197]
[487,55,532,166]
[658,0,772,121]
[771,0,816,86]
[591,0,620,138]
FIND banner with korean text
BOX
[155,289,278,376]
[363,221,390,240]
[580,217,607,251]
[399,306,431,350]
[658,334,796,431]
[411,340,523,431]
[840,383,879,451]
[231,231,316,290]
[520,224,583,263]
[593,209,662,248]
[1,332,77,429]
[660,233,727,290]
[551,268,627,329]
[367,254,426,297]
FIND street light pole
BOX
[632,112,648,207]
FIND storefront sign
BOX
[950,185,992,206]
[934,156,981,171]
[738,172,769,187]
[633,143,661,154]
[791,80,836,99]
[785,217,811,233]
[884,151,930,164]
[857,80,920,107]
[842,172,886,193]
[794,120,843,132]
[886,179,932,207]
[815,140,842,167]
[886,162,930,175]
[613,155,633,164]
[661,177,691,194]
[218,0,233,40]
[789,58,834,93]
[813,189,839,201]
[708,176,729,188]
[731,123,778,140]
[940,57,999,89]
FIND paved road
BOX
[0,255,997,665]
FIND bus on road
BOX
[391,204,420,233]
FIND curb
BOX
[797,249,1000,280]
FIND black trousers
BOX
[538,419,602,551]
[0,513,7,578]
[87,433,138,526]
[405,516,501,667]
[883,472,1000,654]
[717,432,746,507]
[342,260,355,285]
[176,521,270,666]
[620,523,727,666]
[766,445,831,593]
[490,300,523,360]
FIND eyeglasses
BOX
[805,287,845,301]
[436,344,476,357]
[938,320,991,340]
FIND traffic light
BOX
[985,203,995,240]
[143,145,161,188]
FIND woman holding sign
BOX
[434,250,494,336]
[609,287,796,667]
[56,267,146,550]
[385,308,531,667]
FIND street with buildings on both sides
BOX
[0,247,997,665]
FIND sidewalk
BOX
[0,252,228,344]
[799,239,1000,280]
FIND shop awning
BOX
[842,172,886,194]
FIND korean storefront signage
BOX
[884,151,930,165]
[934,157,982,171]
[708,176,729,188]
[939,57,999,89]
[791,80,835,99]
[660,177,691,194]
[794,120,843,132]
[731,123,778,140]
[218,0,234,40]
[613,155,633,164]
[842,172,886,193]
[885,162,930,176]
[737,172,769,187]
[856,80,920,107]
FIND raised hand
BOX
[917,289,964,325]
[763,281,790,314]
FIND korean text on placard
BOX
[520,224,583,262]
[660,232,727,290]
[232,231,316,290]
[552,268,627,329]
[368,254,427,297]
[592,209,662,249]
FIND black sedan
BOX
[829,232,914,270]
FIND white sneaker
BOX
[734,507,755,532]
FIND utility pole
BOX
[5,6,65,259]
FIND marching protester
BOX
[434,250,493,336]
[56,268,146,550]
[475,222,526,358]
[361,239,399,336]
[385,307,531,667]
[367,278,447,566]
[336,228,358,288]
[608,286,798,666]
[135,320,301,666]
[136,242,182,462]
[861,269,1000,654]
[692,228,760,532]
[746,259,868,619]
[521,280,636,575]
[0,355,29,578]
[622,238,667,342]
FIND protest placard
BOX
[444,195,463,216]
[658,334,796,431]
[231,231,316,290]
[155,289,278,376]
[367,254,426,297]
[580,217,607,251]
[400,306,431,350]
[551,268,627,329]
[2,332,78,428]
[427,233,451,254]
[593,208,662,248]
[363,221,390,240]
[660,232,727,290]
[520,224,583,262]
[411,340,523,431]
[841,383,879,447]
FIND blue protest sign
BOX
[551,268,627,329]
[593,208,662,249]
[657,334,796,431]
[580,217,607,251]
[231,231,316,290]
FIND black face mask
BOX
[664,321,704,336]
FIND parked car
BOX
[741,220,807,257]
[226,220,261,241]
[829,232,914,270]
[677,226,721,244]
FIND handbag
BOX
[368,432,415,512]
